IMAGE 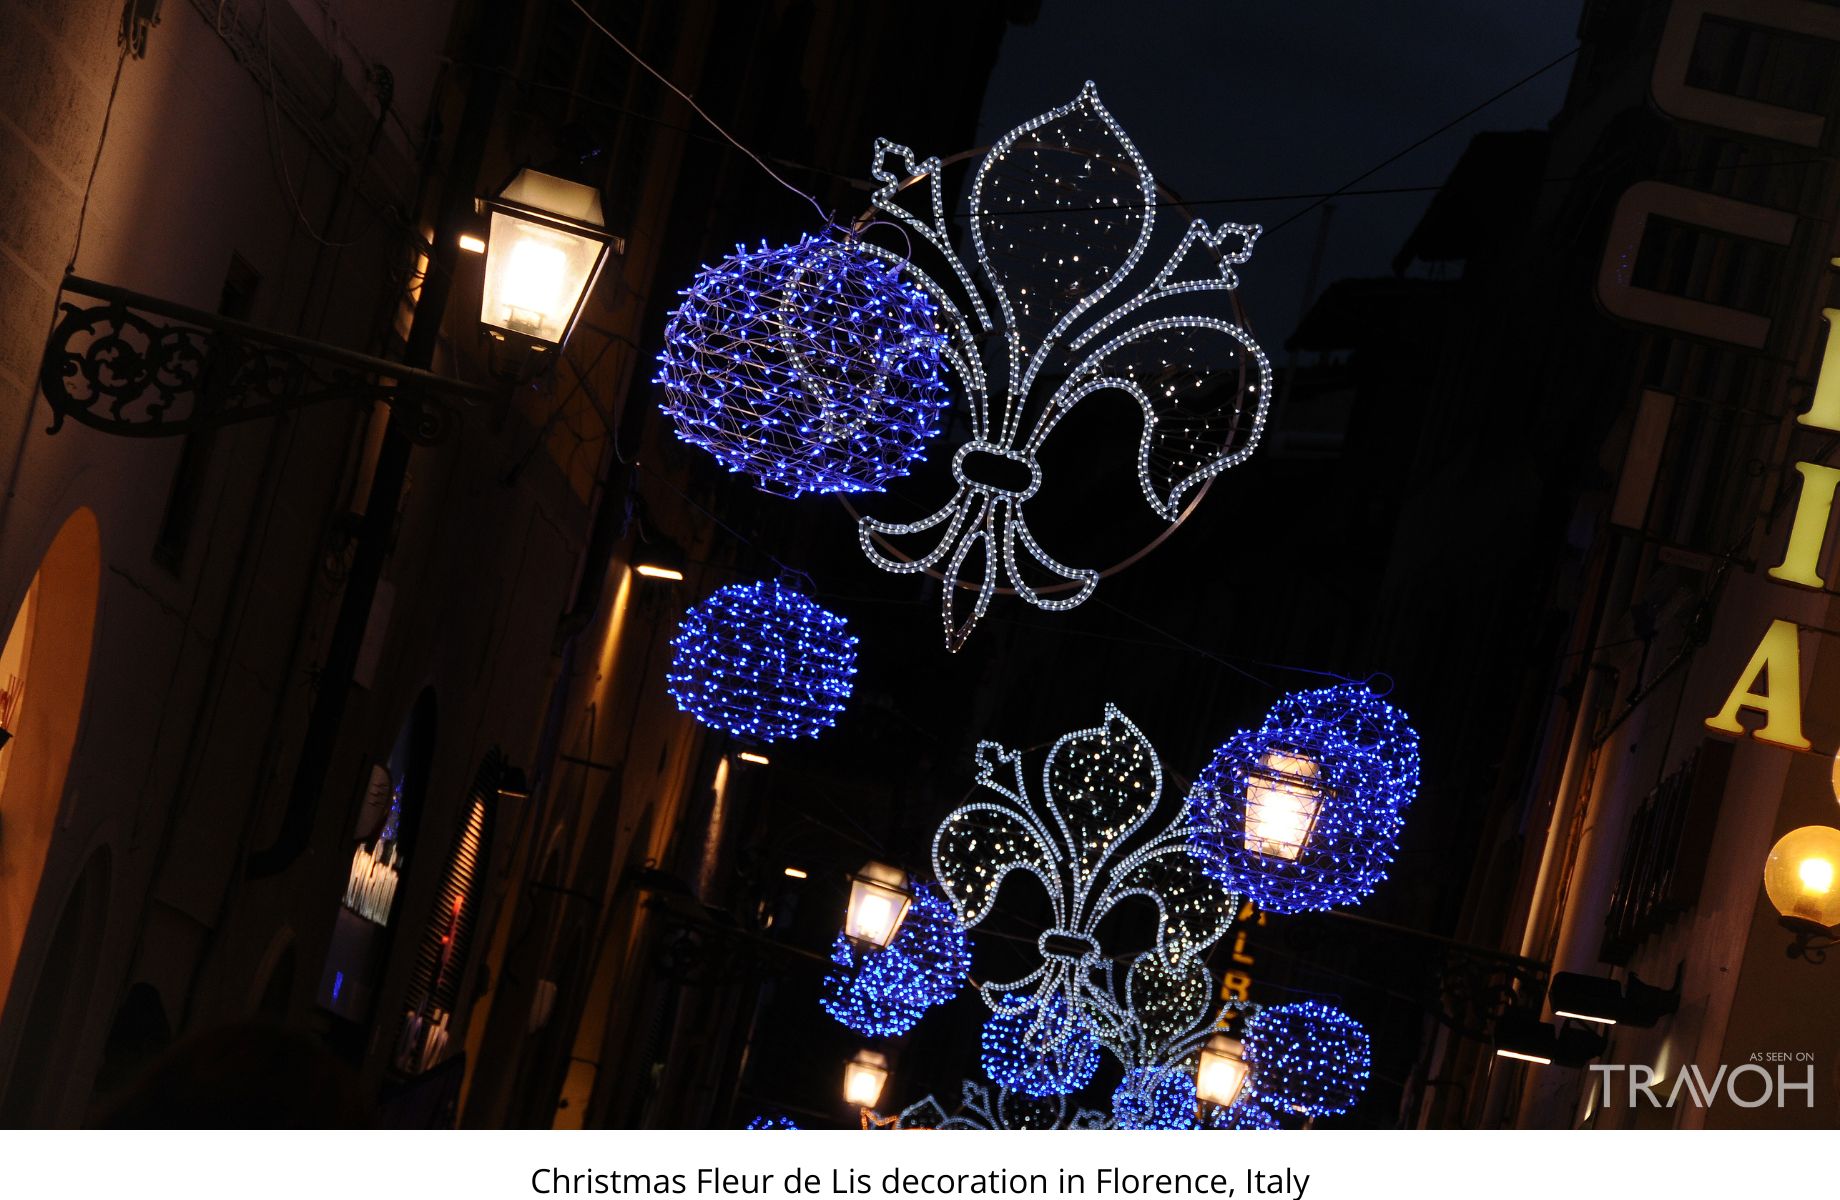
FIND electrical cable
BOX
[65,44,130,277]
[1265,44,1582,238]
[564,0,832,227]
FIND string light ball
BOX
[981,990,1102,1098]
[666,580,857,742]
[1111,1065,1197,1130]
[656,233,952,497]
[1243,1001,1370,1119]
[1184,684,1415,915]
[1203,1098,1282,1131]
[821,884,969,1037]
[1263,682,1421,803]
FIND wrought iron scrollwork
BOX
[38,275,497,441]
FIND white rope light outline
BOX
[931,704,1240,1081]
[855,82,1274,649]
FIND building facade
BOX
[1424,0,1840,1129]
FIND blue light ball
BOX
[981,990,1101,1098]
[666,580,857,742]
[1203,1098,1282,1130]
[656,234,951,497]
[1243,1001,1371,1119]
[1112,1064,1197,1130]
[821,884,969,1037]
[1185,683,1417,915]
[1264,683,1420,802]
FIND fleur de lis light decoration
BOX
[932,705,1238,1091]
[897,1079,1110,1131]
[858,82,1273,649]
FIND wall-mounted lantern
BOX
[1763,824,1840,962]
[844,861,912,950]
[1195,1033,1252,1110]
[842,1048,889,1109]
[478,168,622,353]
[1243,748,1324,860]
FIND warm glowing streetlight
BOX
[1764,824,1840,941]
[842,1049,889,1108]
[478,168,619,351]
[1194,1034,1251,1109]
[1244,748,1323,860]
[845,861,912,949]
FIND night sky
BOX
[974,0,1584,350]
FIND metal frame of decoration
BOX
[665,579,858,742]
[852,82,1274,649]
[656,234,953,497]
[931,704,1239,1092]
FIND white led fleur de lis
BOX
[858,82,1273,649]
[931,705,1239,1064]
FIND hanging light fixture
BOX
[845,861,912,949]
[1194,1033,1252,1109]
[478,168,621,352]
[842,1049,890,1108]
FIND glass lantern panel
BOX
[482,211,602,345]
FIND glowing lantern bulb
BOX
[1244,749,1323,860]
[1763,825,1840,927]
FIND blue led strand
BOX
[821,884,969,1037]
[1185,683,1418,915]
[1111,1064,1197,1130]
[744,1115,799,1130]
[657,234,951,497]
[666,580,857,742]
[980,988,1102,1098]
[1242,1001,1371,1119]
[1203,1097,1283,1131]
[1265,683,1421,802]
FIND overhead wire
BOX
[564,0,833,226]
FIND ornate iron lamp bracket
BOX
[38,274,500,443]
[1782,916,1839,965]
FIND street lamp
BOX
[1243,748,1324,860]
[633,537,687,582]
[845,861,912,949]
[843,1049,889,1109]
[1763,824,1840,961]
[1194,1034,1251,1109]
[478,168,621,352]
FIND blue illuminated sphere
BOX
[1203,1098,1282,1131]
[821,884,969,1037]
[980,990,1101,1098]
[1243,1001,1370,1119]
[1185,683,1417,915]
[1111,1065,1197,1130]
[666,580,857,742]
[656,234,951,497]
[1263,683,1420,802]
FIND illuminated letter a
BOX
[1705,619,1811,750]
